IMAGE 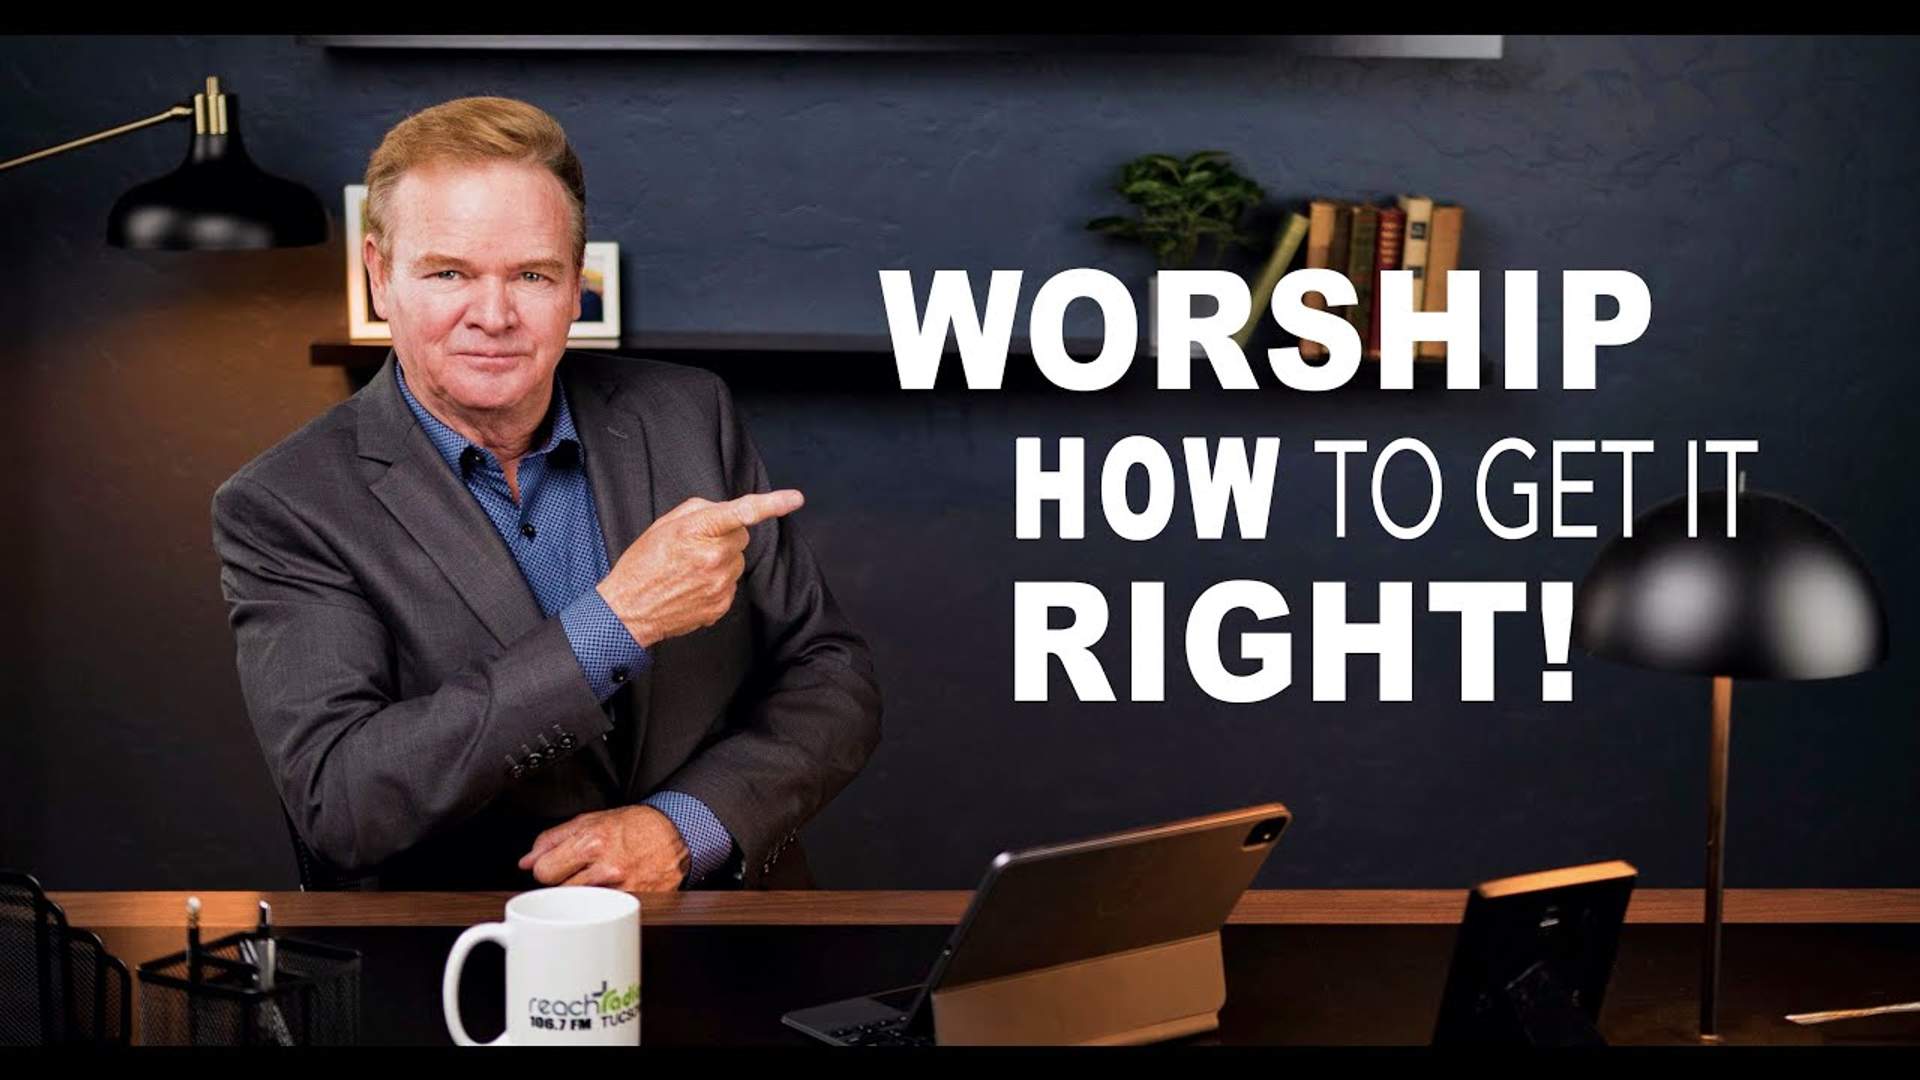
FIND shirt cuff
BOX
[642,790,736,887]
[559,588,651,702]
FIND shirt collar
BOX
[393,358,581,476]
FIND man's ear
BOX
[364,234,387,320]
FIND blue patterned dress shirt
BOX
[394,360,735,886]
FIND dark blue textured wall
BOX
[4,35,1916,889]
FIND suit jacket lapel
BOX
[359,351,548,649]
[563,355,660,795]
[563,357,656,575]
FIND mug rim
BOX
[505,885,641,927]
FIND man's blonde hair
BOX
[363,96,586,269]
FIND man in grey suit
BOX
[211,96,881,890]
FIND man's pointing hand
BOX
[596,490,805,648]
[688,489,806,536]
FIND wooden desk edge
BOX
[45,889,1920,928]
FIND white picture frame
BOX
[571,241,622,340]
[344,184,623,344]
[344,184,386,341]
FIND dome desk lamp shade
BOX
[2,76,325,250]
[1573,486,1888,1042]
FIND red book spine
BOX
[1368,207,1406,358]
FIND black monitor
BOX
[1431,860,1638,1046]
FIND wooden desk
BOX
[46,890,1920,1047]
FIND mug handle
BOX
[443,921,513,1046]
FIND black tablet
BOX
[1431,859,1638,1046]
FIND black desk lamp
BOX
[1,76,325,249]
[1573,478,1888,1041]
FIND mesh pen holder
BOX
[137,930,360,1046]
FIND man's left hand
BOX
[517,805,690,891]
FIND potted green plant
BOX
[1087,150,1267,356]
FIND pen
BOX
[257,900,275,991]
[186,896,202,1045]
[1787,1000,1920,1025]
[242,900,296,1045]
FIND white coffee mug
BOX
[442,886,641,1046]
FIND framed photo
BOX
[343,184,623,344]
[344,184,387,341]
[572,242,621,339]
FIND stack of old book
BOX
[1232,197,1466,362]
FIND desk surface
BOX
[48,888,1920,927]
[45,890,1920,1047]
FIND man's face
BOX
[365,159,582,417]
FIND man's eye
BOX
[522,272,548,282]
[432,270,461,280]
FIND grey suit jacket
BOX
[211,349,882,889]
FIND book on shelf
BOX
[1344,205,1379,348]
[1366,206,1406,360]
[1417,204,1465,361]
[1233,211,1311,348]
[1327,203,1353,284]
[1396,194,1435,312]
[1297,200,1342,361]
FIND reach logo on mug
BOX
[443,886,642,1046]
[528,978,642,1032]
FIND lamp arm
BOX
[0,104,194,173]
